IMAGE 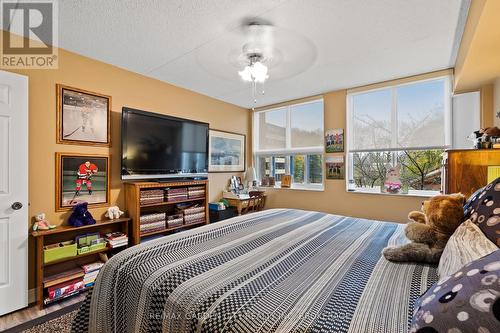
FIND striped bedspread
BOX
[72,209,437,333]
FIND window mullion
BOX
[253,112,259,152]
[444,76,452,146]
[286,155,290,178]
[391,87,398,150]
[286,106,292,149]
[304,155,309,185]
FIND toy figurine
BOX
[383,164,402,194]
[105,206,124,220]
[32,213,56,231]
[68,202,96,227]
[383,193,465,263]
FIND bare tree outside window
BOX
[398,150,443,190]
[349,77,449,194]
[352,149,443,191]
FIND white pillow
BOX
[438,219,498,278]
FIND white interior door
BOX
[0,70,28,316]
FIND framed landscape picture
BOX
[326,156,345,180]
[208,130,245,172]
[57,84,111,146]
[325,128,344,153]
[55,153,110,211]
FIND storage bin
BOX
[140,212,166,225]
[184,212,206,225]
[167,214,183,228]
[43,241,77,263]
[183,206,205,216]
[140,221,166,233]
[140,189,164,205]
[77,241,107,255]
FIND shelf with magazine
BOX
[31,218,130,309]
[124,180,209,245]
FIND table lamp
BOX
[245,167,257,189]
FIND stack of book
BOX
[188,186,205,199]
[139,212,166,234]
[46,278,84,303]
[82,261,105,287]
[165,187,188,202]
[105,231,129,248]
[139,189,164,206]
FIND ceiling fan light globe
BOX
[251,62,269,82]
[238,66,253,82]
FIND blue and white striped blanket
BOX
[72,209,437,333]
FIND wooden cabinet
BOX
[124,180,209,245]
[443,149,500,197]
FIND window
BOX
[253,99,324,189]
[347,77,451,195]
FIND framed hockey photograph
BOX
[55,153,110,211]
[56,84,111,146]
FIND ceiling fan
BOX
[237,19,275,107]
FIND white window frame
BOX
[253,98,325,190]
[345,75,452,196]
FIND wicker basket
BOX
[184,212,206,224]
[167,214,184,228]
[139,189,164,205]
[139,212,166,224]
[183,206,205,216]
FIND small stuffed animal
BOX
[481,126,500,138]
[68,202,96,227]
[32,213,56,231]
[105,206,124,220]
[382,193,465,263]
[383,164,402,194]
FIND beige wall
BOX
[480,84,495,128]
[455,0,500,92]
[5,47,249,287]
[453,0,500,128]
[8,48,249,224]
[261,90,424,223]
[494,78,500,127]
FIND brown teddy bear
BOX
[481,126,500,137]
[382,193,465,263]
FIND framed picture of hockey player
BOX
[56,84,111,146]
[55,153,110,211]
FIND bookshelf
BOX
[124,180,209,245]
[31,218,130,309]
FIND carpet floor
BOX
[19,311,77,333]
[4,305,79,333]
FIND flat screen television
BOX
[121,107,209,180]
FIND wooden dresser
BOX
[443,149,500,197]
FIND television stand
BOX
[154,177,207,183]
[124,180,209,245]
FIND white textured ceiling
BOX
[58,0,469,108]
